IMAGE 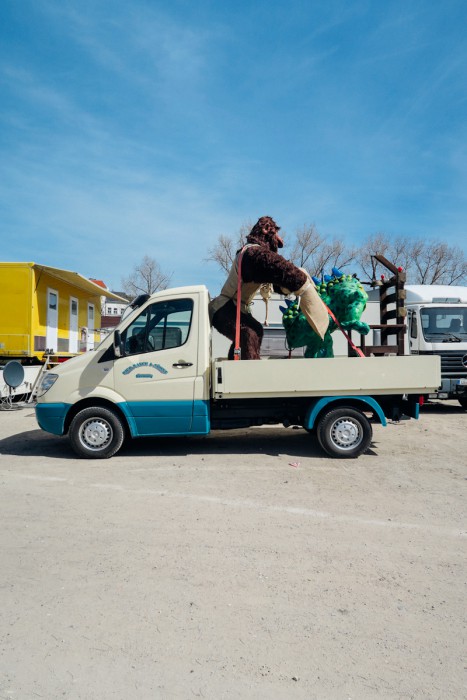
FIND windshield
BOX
[420,306,467,341]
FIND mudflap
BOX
[393,396,420,421]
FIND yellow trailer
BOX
[0,262,126,362]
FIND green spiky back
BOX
[282,274,369,353]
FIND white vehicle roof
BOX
[120,285,210,323]
[405,284,467,304]
[148,284,209,301]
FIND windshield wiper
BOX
[442,335,462,342]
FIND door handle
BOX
[172,362,193,368]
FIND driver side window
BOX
[122,299,193,356]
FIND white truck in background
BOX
[405,285,467,408]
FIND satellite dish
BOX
[3,361,25,389]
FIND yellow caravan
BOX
[0,262,126,362]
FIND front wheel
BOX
[458,397,467,410]
[316,407,372,458]
[69,407,125,459]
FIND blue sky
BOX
[1,0,466,294]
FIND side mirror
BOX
[114,330,124,358]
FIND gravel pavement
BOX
[0,402,466,699]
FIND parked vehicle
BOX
[405,285,467,408]
[35,285,440,459]
[0,262,125,399]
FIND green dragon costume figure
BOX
[281,268,370,358]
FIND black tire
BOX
[69,407,125,459]
[316,407,372,458]
[458,397,467,410]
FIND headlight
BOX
[37,373,59,397]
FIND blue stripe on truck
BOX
[118,400,210,437]
[304,396,387,429]
[36,400,210,438]
[35,403,70,435]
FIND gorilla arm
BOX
[292,278,329,340]
[241,247,329,340]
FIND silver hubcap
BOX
[79,418,113,451]
[330,417,362,450]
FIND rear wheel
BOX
[316,407,372,458]
[459,397,467,410]
[69,407,125,459]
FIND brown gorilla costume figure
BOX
[209,216,329,359]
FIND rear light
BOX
[419,395,425,406]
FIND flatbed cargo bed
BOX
[212,355,441,399]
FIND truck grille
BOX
[421,350,467,377]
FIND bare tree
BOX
[206,223,467,286]
[204,222,252,274]
[357,233,403,281]
[121,255,172,297]
[356,234,467,285]
[288,224,322,269]
[205,220,356,278]
[288,224,357,278]
[411,240,467,284]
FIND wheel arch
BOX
[304,396,387,430]
[64,398,132,436]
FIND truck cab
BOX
[405,285,467,407]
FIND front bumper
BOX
[35,403,70,436]
[429,378,467,399]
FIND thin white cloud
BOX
[1,0,466,293]
[37,1,215,108]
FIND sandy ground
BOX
[0,401,466,700]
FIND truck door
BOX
[114,296,198,436]
[408,309,419,353]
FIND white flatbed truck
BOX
[35,285,441,459]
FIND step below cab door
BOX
[114,295,198,436]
